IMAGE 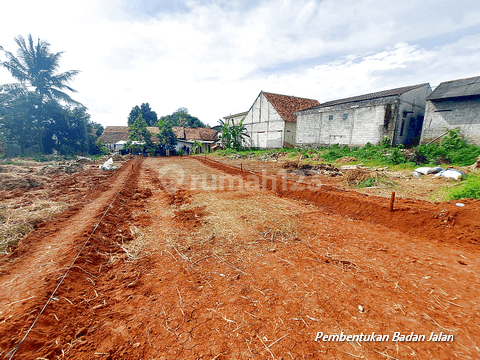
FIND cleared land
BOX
[0,156,479,359]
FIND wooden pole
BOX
[389,191,395,212]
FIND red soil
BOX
[0,156,478,360]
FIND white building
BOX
[243,91,319,148]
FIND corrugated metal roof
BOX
[427,76,480,100]
[262,92,320,123]
[309,83,428,109]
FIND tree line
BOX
[125,105,207,154]
[0,35,104,157]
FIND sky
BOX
[1,0,480,127]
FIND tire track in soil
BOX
[0,158,142,358]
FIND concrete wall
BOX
[284,122,296,148]
[243,93,286,148]
[296,85,430,147]
[296,97,398,147]
[394,85,431,145]
[421,97,480,145]
[224,112,248,126]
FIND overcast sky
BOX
[1,0,480,127]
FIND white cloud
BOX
[1,0,480,127]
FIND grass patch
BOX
[213,129,480,168]
[446,172,480,200]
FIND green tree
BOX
[0,90,45,154]
[126,114,154,153]
[128,103,158,126]
[160,108,206,128]
[156,117,177,153]
[42,103,94,155]
[0,35,88,156]
[0,35,80,105]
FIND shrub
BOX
[447,173,480,199]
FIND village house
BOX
[98,126,161,151]
[421,76,480,145]
[98,126,217,154]
[295,84,431,147]
[172,126,218,154]
[97,126,130,151]
[242,91,320,148]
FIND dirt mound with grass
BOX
[200,157,480,247]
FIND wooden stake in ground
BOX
[389,191,395,212]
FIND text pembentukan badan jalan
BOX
[315,332,454,342]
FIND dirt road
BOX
[0,157,479,359]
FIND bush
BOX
[445,146,480,166]
[447,173,480,199]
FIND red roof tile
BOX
[172,127,217,141]
[98,126,129,144]
[262,92,320,123]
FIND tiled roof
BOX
[310,84,429,109]
[98,126,162,144]
[172,127,217,141]
[98,126,129,144]
[263,92,320,123]
[427,76,480,100]
[99,125,217,145]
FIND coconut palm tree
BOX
[0,34,80,105]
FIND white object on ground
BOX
[435,169,465,181]
[99,158,118,170]
[414,167,443,175]
[456,203,465,207]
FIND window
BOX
[343,113,348,120]
[328,115,333,120]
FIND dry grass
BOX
[0,200,68,254]
[342,169,379,185]
[159,190,306,268]
[0,173,48,190]
[109,225,148,264]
